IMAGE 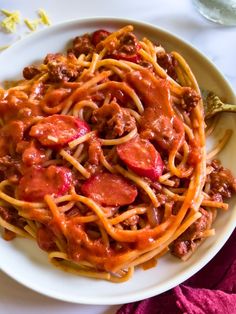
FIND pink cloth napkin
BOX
[117,229,236,314]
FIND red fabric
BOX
[117,229,236,314]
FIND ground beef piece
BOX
[23,66,41,80]
[207,159,236,199]
[157,194,167,205]
[170,208,211,259]
[44,52,76,65]
[0,206,26,229]
[0,120,25,157]
[119,33,139,55]
[0,207,11,221]
[146,206,164,227]
[189,208,210,235]
[0,155,21,182]
[156,52,178,80]
[211,193,223,203]
[150,181,162,191]
[122,214,139,227]
[0,96,21,124]
[140,114,177,151]
[171,176,180,188]
[88,137,102,165]
[111,32,140,63]
[92,100,136,138]
[180,87,201,112]
[172,241,192,258]
[69,34,94,57]
[138,61,154,71]
[22,142,47,166]
[172,202,182,215]
[0,155,20,173]
[44,53,79,82]
[84,162,103,176]
[1,120,24,145]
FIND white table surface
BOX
[0,1,235,313]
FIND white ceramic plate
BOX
[0,18,235,305]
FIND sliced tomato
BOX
[91,29,111,46]
[30,114,90,147]
[117,136,163,181]
[81,172,137,206]
[112,51,141,63]
[18,166,72,202]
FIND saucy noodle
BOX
[0,25,235,282]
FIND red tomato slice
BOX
[81,172,137,206]
[18,166,72,202]
[30,115,90,147]
[117,136,163,181]
[112,52,141,63]
[91,29,111,46]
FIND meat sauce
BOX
[126,68,185,151]
[171,160,236,259]
[207,159,236,201]
[171,207,211,259]
[0,28,235,270]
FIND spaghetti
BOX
[0,26,235,282]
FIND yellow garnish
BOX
[24,18,40,31]
[1,9,20,33]
[1,9,14,17]
[38,9,51,26]
[0,44,9,51]
[0,8,51,34]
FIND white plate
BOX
[0,18,235,305]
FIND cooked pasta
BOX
[0,25,235,282]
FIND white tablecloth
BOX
[0,1,235,313]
